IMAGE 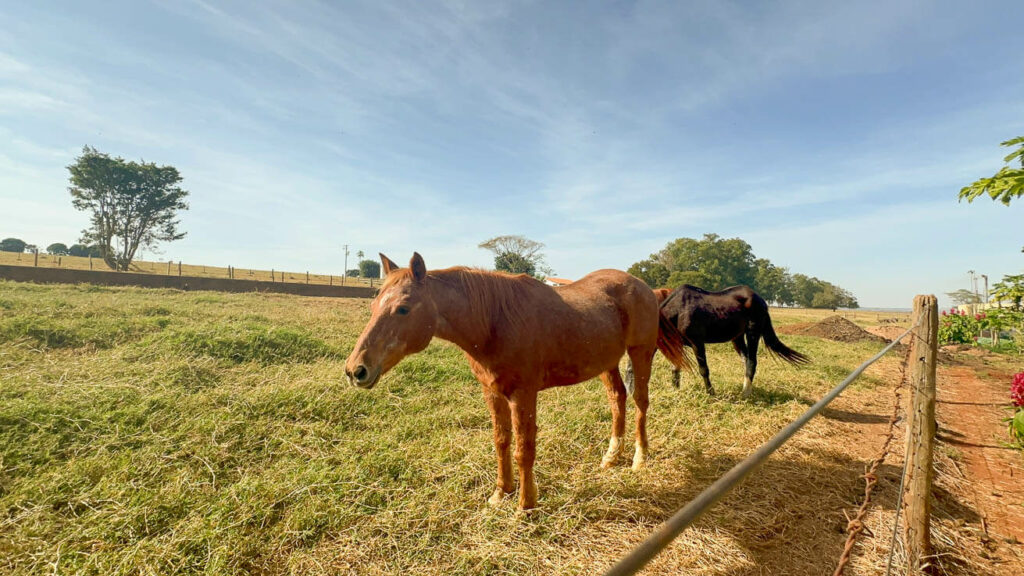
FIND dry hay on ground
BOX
[778,315,888,344]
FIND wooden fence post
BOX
[271,269,275,282]
[178,261,182,276]
[34,250,38,267]
[306,271,309,284]
[903,294,938,574]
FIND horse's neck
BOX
[426,275,496,354]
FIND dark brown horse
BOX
[345,253,689,510]
[655,285,808,397]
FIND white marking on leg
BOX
[631,439,647,471]
[742,376,752,398]
[601,435,623,468]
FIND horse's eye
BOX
[396,306,410,316]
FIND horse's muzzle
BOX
[345,363,379,389]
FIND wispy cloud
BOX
[1,0,1022,306]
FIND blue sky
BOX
[1,0,1022,308]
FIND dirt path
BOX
[935,351,1024,568]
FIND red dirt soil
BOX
[935,352,1024,553]
[778,315,887,344]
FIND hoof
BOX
[518,480,538,510]
[631,444,648,471]
[601,436,623,469]
[487,488,511,507]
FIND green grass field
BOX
[0,280,910,575]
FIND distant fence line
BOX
[0,251,379,288]
[0,265,376,299]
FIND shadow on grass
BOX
[820,407,890,425]
[584,447,981,575]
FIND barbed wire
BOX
[834,328,915,576]
[602,322,921,576]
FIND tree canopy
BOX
[959,136,1024,206]
[68,244,103,258]
[628,233,858,309]
[46,243,70,256]
[358,259,381,279]
[0,238,27,253]
[68,146,189,271]
[945,289,982,306]
[479,235,551,278]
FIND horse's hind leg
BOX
[626,347,655,470]
[742,330,760,398]
[694,341,715,396]
[599,368,628,468]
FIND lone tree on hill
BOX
[478,234,552,278]
[46,243,69,255]
[358,259,380,279]
[0,238,27,253]
[68,146,189,271]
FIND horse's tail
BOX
[657,310,693,373]
[755,295,809,365]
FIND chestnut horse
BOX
[657,284,808,397]
[345,253,689,510]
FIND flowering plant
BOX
[938,308,982,345]
[1010,372,1024,446]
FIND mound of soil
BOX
[778,315,887,344]
[864,324,909,342]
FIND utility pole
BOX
[981,274,989,305]
[342,244,350,286]
[967,270,977,313]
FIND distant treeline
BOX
[628,234,858,309]
[0,238,102,257]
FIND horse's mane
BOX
[385,267,540,335]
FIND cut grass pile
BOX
[1,281,938,575]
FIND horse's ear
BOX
[409,252,426,282]
[380,253,400,277]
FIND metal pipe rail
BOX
[602,323,918,576]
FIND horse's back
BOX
[556,269,659,344]
[666,284,764,342]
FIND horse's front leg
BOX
[599,369,628,468]
[483,386,514,506]
[509,388,539,510]
[694,341,715,396]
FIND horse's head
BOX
[345,252,438,389]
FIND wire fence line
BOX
[0,250,379,288]
[834,327,915,576]
[602,322,922,576]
